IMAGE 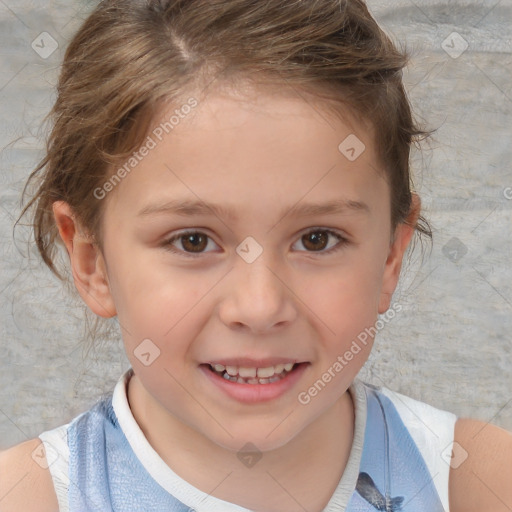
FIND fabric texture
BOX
[38,368,456,511]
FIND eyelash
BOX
[161,228,350,259]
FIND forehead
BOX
[102,83,388,226]
[168,79,373,144]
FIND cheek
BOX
[302,256,384,333]
[305,286,379,371]
[109,250,212,329]
[108,260,222,372]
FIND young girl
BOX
[1,0,511,511]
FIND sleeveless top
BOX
[38,368,457,511]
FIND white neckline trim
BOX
[112,368,366,512]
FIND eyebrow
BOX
[137,197,370,221]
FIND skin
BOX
[1,83,510,512]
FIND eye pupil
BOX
[303,231,328,251]
[183,233,207,252]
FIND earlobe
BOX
[378,194,421,314]
[52,201,117,318]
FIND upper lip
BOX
[205,358,306,368]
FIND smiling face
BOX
[58,82,417,453]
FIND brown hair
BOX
[17,0,432,323]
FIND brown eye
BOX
[301,231,329,251]
[163,230,218,257]
[180,232,208,253]
[293,229,349,254]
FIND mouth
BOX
[200,360,310,403]
[206,362,300,384]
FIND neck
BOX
[127,373,355,512]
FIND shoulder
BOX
[450,418,512,512]
[0,438,59,512]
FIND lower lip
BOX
[200,363,309,403]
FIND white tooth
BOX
[257,366,275,378]
[274,364,284,374]
[222,372,231,380]
[213,364,225,372]
[237,377,246,384]
[268,375,280,383]
[283,363,294,372]
[247,378,259,384]
[226,366,238,376]
[258,378,270,384]
[238,367,257,378]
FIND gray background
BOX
[0,0,511,451]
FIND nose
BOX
[217,253,298,334]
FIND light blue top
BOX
[39,368,457,511]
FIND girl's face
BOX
[91,84,415,452]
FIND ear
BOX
[52,201,116,318]
[378,194,421,314]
